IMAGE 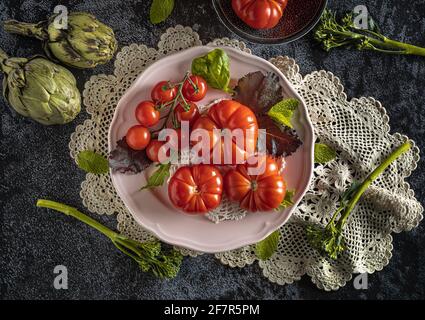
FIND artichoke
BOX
[0,48,81,125]
[4,12,117,69]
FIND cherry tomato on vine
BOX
[174,102,200,127]
[126,125,151,150]
[135,101,160,127]
[182,75,207,102]
[151,81,177,104]
[168,164,223,213]
[145,139,169,163]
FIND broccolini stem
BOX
[3,20,48,40]
[328,206,344,226]
[323,28,421,54]
[36,199,117,239]
[336,141,412,228]
[37,199,182,279]
[362,32,425,56]
[380,37,425,56]
[317,9,425,57]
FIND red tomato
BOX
[145,139,169,163]
[151,81,177,103]
[232,0,288,29]
[135,101,160,127]
[174,102,200,127]
[126,125,151,150]
[191,100,258,164]
[224,156,286,212]
[168,165,223,213]
[182,75,208,102]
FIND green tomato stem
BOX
[36,199,117,240]
[336,141,411,228]
[3,20,47,40]
[158,72,192,130]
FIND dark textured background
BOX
[1,0,424,300]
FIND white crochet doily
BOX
[69,25,423,291]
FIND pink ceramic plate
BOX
[108,46,314,253]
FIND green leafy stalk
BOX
[307,141,411,259]
[36,199,183,278]
[316,9,425,56]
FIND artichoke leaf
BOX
[1,50,81,125]
[5,11,117,69]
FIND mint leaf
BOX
[267,98,299,129]
[191,49,231,92]
[255,230,281,260]
[314,143,336,163]
[140,163,171,190]
[77,150,108,174]
[150,0,174,24]
[276,189,295,211]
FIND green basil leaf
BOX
[255,230,281,260]
[77,150,109,174]
[191,48,231,92]
[150,0,174,24]
[314,143,337,163]
[267,98,299,129]
[140,162,171,190]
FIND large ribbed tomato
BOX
[232,0,288,29]
[191,100,258,165]
[168,165,223,214]
[224,156,286,212]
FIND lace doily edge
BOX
[69,32,424,291]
